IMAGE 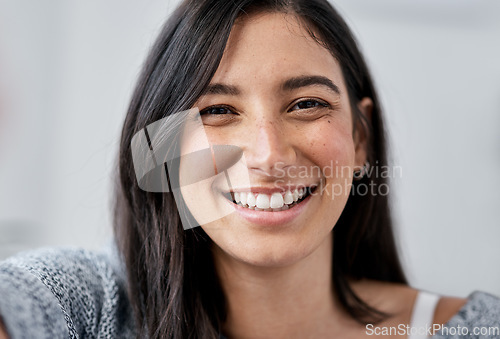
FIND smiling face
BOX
[179,11,370,267]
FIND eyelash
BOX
[288,98,330,112]
[199,105,236,116]
[199,99,330,116]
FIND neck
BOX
[213,233,343,338]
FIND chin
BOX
[215,234,318,268]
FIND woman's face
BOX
[180,12,369,267]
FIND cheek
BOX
[304,122,356,172]
[179,129,210,156]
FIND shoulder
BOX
[349,279,500,336]
[348,278,419,327]
[349,279,467,325]
[433,295,468,326]
[0,246,135,338]
[349,278,418,312]
[1,246,118,281]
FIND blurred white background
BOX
[0,0,499,298]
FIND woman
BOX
[1,0,499,338]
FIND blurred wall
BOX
[0,0,176,255]
[333,0,500,297]
[0,0,499,298]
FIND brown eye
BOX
[200,106,234,115]
[290,99,329,111]
[199,105,238,126]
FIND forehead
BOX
[210,11,344,89]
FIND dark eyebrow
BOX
[201,75,340,97]
[281,75,340,95]
[202,83,241,96]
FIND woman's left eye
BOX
[289,99,329,111]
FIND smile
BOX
[222,186,318,212]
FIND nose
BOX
[243,117,297,177]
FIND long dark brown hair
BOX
[114,0,407,337]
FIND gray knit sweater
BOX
[0,247,136,338]
[0,247,499,338]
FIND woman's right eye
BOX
[199,105,237,126]
[200,106,234,115]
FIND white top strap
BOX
[408,291,440,339]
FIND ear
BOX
[354,97,373,170]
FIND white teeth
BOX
[256,193,270,209]
[246,193,256,207]
[270,192,284,209]
[229,188,311,211]
[283,190,294,204]
[240,192,247,206]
